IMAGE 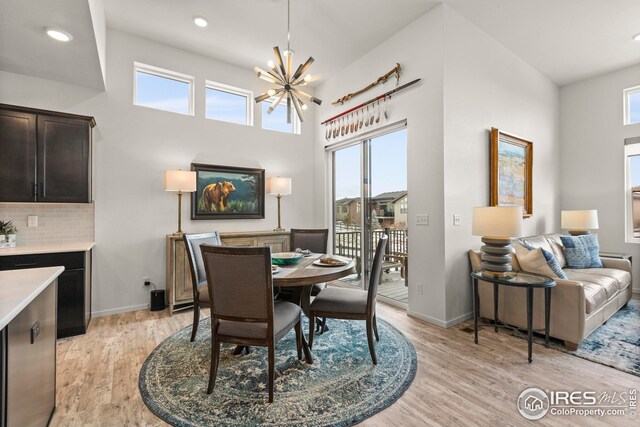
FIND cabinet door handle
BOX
[40,181,44,197]
[14,262,38,268]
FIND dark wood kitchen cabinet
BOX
[0,104,95,203]
[0,251,92,339]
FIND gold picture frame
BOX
[490,128,533,217]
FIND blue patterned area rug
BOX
[139,317,417,427]
[514,299,639,376]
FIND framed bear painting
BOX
[190,163,265,220]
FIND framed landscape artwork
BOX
[490,128,533,217]
[191,163,265,220]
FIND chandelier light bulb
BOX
[304,74,312,82]
[267,89,276,96]
[268,60,275,68]
[301,104,308,110]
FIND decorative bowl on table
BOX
[271,252,304,266]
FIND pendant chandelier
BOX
[254,0,322,123]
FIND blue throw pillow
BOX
[559,234,603,269]
[521,243,568,279]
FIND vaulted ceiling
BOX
[2,0,640,90]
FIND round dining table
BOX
[273,253,356,364]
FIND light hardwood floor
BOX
[51,303,637,426]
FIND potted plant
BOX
[0,220,18,248]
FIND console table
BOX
[471,270,556,363]
[165,231,290,314]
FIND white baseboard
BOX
[445,312,473,328]
[92,303,149,318]
[407,310,447,328]
[407,310,472,328]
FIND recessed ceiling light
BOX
[633,33,640,41]
[193,16,208,28]
[45,27,73,42]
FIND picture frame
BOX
[190,163,265,220]
[490,128,533,217]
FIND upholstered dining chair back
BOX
[184,232,221,288]
[367,235,388,314]
[290,229,329,254]
[201,245,274,322]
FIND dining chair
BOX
[183,232,221,342]
[308,235,387,364]
[290,228,329,331]
[201,245,303,402]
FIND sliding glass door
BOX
[331,127,408,305]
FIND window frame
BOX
[623,85,640,126]
[261,97,301,134]
[624,141,640,243]
[205,80,254,126]
[133,62,195,116]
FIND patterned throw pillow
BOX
[559,234,603,269]
[515,242,568,279]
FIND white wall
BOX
[314,5,561,326]
[560,63,640,294]
[0,30,317,315]
[442,7,560,323]
[314,6,447,323]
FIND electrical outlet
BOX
[416,214,429,226]
[417,282,424,295]
[27,215,38,227]
[143,276,151,287]
[453,214,461,226]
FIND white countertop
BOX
[0,242,95,256]
[0,267,64,329]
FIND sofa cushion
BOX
[515,242,567,279]
[544,233,567,268]
[564,268,631,292]
[563,270,619,300]
[518,235,554,254]
[560,234,603,268]
[581,281,608,314]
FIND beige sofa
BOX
[468,233,633,349]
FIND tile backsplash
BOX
[0,203,95,246]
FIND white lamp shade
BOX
[472,206,523,238]
[561,210,599,230]
[266,176,292,196]
[164,170,196,192]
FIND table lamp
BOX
[561,210,598,236]
[472,206,523,276]
[266,177,291,232]
[164,169,196,235]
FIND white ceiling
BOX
[2,1,640,90]
[0,0,104,89]
[103,0,440,82]
[445,0,640,85]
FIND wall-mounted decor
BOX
[490,128,533,217]
[191,163,265,220]
[321,78,421,143]
[332,63,401,105]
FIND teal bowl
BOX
[272,252,304,266]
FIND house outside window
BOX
[624,139,640,242]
